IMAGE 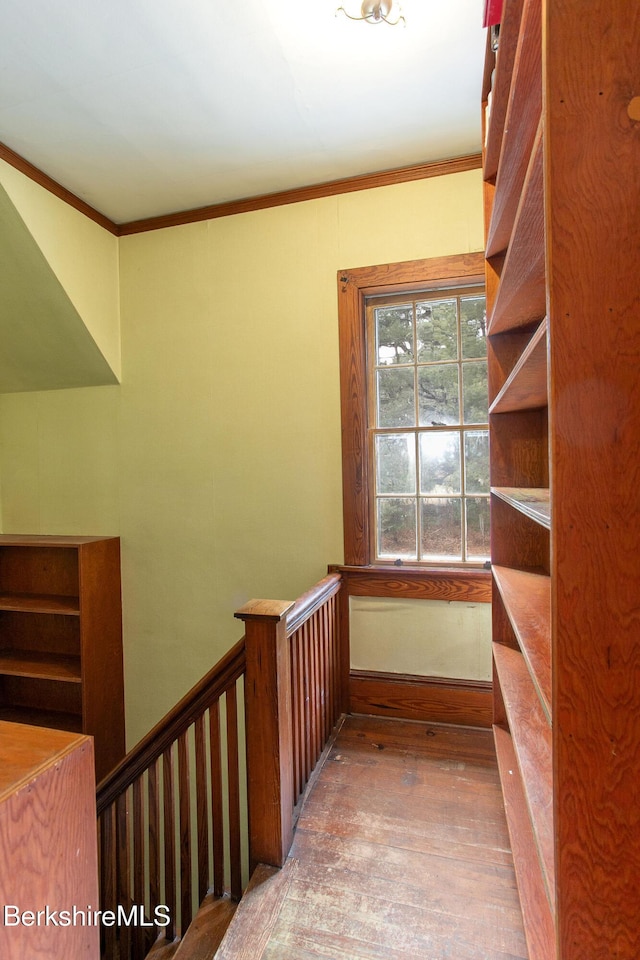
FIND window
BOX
[368,288,488,562]
[337,252,488,567]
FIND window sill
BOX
[328,564,491,603]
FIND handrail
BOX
[97,637,246,813]
[97,636,248,959]
[97,571,348,959]
[285,572,341,638]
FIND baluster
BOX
[226,684,243,900]
[194,713,209,905]
[292,630,305,804]
[332,593,341,726]
[147,759,161,937]
[178,730,192,931]
[100,805,117,960]
[116,789,132,960]
[162,746,176,941]
[325,598,335,733]
[302,620,312,785]
[289,631,300,805]
[337,577,350,714]
[209,701,225,897]
[309,616,321,766]
[132,775,147,958]
[320,605,329,741]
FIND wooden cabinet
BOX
[483,1,640,957]
[0,535,125,781]
[0,721,100,960]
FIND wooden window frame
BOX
[337,252,486,567]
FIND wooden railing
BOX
[96,571,345,959]
[235,571,344,871]
[96,638,247,960]
[286,573,344,809]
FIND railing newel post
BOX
[235,599,295,872]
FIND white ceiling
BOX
[0,0,486,224]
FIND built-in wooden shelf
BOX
[490,318,547,414]
[0,593,80,616]
[0,704,83,733]
[0,650,81,683]
[493,642,554,902]
[0,535,124,781]
[493,725,556,960]
[485,0,542,257]
[488,127,545,333]
[492,487,550,529]
[485,0,638,951]
[483,0,525,181]
[492,565,551,719]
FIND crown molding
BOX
[119,154,482,235]
[0,142,119,235]
[0,141,481,237]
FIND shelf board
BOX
[492,487,550,529]
[0,650,81,684]
[492,566,551,720]
[493,725,556,960]
[485,0,542,257]
[493,643,554,903]
[0,705,83,733]
[483,0,526,180]
[0,593,80,616]
[488,124,545,333]
[490,318,548,414]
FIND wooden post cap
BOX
[234,599,294,622]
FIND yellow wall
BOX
[0,169,485,746]
[0,159,121,379]
[350,597,492,680]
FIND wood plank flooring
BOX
[218,715,528,960]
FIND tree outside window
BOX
[368,288,488,563]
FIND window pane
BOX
[375,305,414,365]
[377,498,417,559]
[418,364,459,425]
[466,497,490,559]
[462,361,488,423]
[420,498,462,560]
[416,299,458,361]
[419,431,461,494]
[464,430,489,494]
[376,434,416,495]
[460,296,487,359]
[377,367,415,427]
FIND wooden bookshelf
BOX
[483,0,640,956]
[493,725,555,960]
[493,642,554,899]
[491,487,550,529]
[0,536,125,780]
[488,128,545,333]
[0,704,84,733]
[483,0,525,181]
[0,650,81,683]
[0,593,80,615]
[490,318,547,414]
[492,565,551,719]
[485,0,541,257]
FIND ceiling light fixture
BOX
[336,0,406,26]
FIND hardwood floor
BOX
[218,715,528,960]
